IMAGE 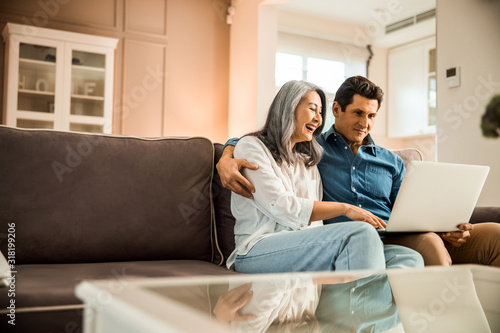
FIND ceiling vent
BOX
[385,8,436,34]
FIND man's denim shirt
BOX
[317,126,405,224]
[225,125,405,224]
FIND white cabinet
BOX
[387,36,436,138]
[2,23,118,133]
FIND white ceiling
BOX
[279,0,436,26]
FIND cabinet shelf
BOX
[19,58,56,69]
[19,88,55,96]
[69,115,107,124]
[16,110,55,121]
[72,64,105,72]
[71,94,104,101]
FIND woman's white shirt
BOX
[230,278,321,333]
[226,136,323,269]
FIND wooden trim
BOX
[4,23,118,48]
[0,1,120,33]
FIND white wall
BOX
[437,0,500,205]
[369,45,407,150]
[277,9,422,152]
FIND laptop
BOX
[381,161,490,233]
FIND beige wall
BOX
[165,0,229,142]
[227,0,261,138]
[0,0,230,142]
[227,0,281,138]
[437,0,500,205]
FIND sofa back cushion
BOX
[390,148,423,167]
[0,126,214,264]
[212,144,236,265]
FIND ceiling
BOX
[279,0,436,26]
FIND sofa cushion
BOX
[0,126,215,264]
[212,143,236,265]
[0,260,235,333]
[0,260,235,309]
[470,206,500,224]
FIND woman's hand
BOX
[310,202,386,228]
[213,283,256,323]
[343,204,387,229]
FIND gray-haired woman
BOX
[224,80,416,273]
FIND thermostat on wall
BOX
[446,66,460,88]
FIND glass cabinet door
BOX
[16,42,58,129]
[3,23,117,134]
[69,50,106,133]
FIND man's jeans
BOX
[234,222,423,273]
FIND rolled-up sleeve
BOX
[234,137,314,229]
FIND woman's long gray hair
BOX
[248,80,326,167]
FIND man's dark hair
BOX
[334,76,384,112]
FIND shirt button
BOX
[351,310,355,315]
[352,166,356,170]
[351,288,356,293]
[358,204,362,208]
[344,146,348,149]
[352,187,356,192]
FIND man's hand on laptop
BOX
[440,223,474,247]
[216,145,258,199]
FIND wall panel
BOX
[121,39,166,136]
[0,0,118,30]
[125,0,167,36]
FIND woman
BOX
[226,80,419,273]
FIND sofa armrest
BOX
[469,206,500,224]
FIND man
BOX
[218,76,500,266]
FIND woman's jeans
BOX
[234,222,423,273]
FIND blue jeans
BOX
[234,222,423,273]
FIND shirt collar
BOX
[324,125,378,156]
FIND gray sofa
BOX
[0,125,498,332]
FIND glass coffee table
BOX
[76,265,500,333]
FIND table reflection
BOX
[149,266,497,333]
[215,274,400,333]
[211,267,495,332]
